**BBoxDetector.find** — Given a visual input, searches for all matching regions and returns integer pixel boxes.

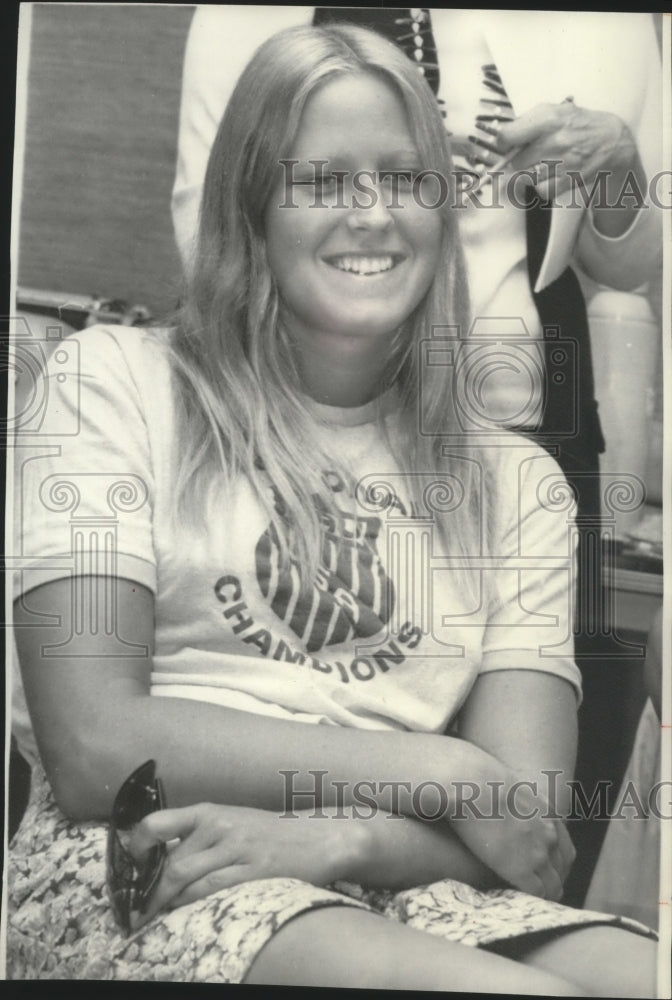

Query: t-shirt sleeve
[13,325,157,600]
[480,444,582,701]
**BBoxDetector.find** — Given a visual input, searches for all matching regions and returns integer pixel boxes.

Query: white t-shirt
[13,325,580,759]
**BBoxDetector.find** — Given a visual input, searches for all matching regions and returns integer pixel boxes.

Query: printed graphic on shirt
[214,571,422,685]
[255,507,394,654]
[214,476,424,685]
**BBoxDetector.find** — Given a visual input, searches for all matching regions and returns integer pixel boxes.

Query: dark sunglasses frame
[106,759,166,935]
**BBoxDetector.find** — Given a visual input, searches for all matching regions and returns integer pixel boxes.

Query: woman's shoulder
[475,432,572,519]
[50,323,177,424]
[63,322,175,381]
[67,321,173,354]
[476,431,567,478]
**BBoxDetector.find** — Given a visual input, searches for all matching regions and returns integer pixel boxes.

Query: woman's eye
[294,173,340,189]
[313,173,341,189]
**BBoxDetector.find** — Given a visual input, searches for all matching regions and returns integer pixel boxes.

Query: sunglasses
[106,759,166,935]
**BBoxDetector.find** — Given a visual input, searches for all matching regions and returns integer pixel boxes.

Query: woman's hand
[447,770,575,902]
[125,802,360,922]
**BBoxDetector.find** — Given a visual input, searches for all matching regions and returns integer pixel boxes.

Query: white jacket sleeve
[478,11,664,294]
[171,5,314,273]
[572,13,664,291]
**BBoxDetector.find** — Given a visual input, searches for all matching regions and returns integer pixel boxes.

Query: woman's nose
[345,177,394,232]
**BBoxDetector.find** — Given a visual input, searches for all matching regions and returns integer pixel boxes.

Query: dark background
[17,2,195,318]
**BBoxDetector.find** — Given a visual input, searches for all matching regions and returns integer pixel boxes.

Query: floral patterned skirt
[7,766,657,982]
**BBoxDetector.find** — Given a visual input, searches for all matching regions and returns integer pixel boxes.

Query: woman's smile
[321,252,406,277]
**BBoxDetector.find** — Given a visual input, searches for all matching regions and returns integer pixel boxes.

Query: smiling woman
[9,21,658,994]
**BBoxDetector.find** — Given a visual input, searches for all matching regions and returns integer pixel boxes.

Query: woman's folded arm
[13,576,488,822]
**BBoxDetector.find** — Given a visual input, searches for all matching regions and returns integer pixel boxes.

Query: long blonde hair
[168,23,492,585]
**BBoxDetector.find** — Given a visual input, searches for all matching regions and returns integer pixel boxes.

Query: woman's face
[265,72,443,361]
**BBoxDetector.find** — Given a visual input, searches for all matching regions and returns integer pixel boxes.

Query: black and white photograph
[4,4,670,993]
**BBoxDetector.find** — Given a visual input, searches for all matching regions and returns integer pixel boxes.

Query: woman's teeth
[329,255,396,275]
